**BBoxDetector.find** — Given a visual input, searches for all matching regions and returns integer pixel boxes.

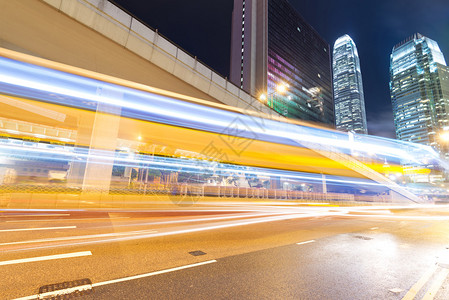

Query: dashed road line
[0,214,70,218]
[6,217,129,223]
[92,260,217,287]
[0,226,76,232]
[0,229,158,246]
[37,283,92,299]
[0,251,92,266]
[13,260,217,300]
[296,240,315,246]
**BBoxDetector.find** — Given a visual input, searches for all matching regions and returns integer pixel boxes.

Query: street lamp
[276,82,289,94]
[440,131,449,142]
[258,82,290,113]
[438,127,449,161]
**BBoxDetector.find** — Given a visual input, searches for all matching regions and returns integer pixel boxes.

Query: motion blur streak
[0,47,448,209]
[0,209,343,253]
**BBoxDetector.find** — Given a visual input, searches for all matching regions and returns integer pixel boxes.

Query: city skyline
[390,33,449,156]
[112,0,449,139]
[332,34,367,134]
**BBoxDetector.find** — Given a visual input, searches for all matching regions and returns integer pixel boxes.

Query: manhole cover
[354,235,373,240]
[189,250,207,256]
[38,278,92,299]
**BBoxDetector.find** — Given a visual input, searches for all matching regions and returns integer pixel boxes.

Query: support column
[68,87,121,193]
[322,174,327,194]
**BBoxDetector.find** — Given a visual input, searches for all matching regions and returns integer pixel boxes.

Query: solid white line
[0,214,70,218]
[0,251,92,266]
[296,240,315,246]
[13,260,217,300]
[92,260,217,287]
[38,284,91,299]
[0,226,76,233]
[6,217,129,223]
[0,230,157,246]
[422,268,449,300]
[370,227,379,230]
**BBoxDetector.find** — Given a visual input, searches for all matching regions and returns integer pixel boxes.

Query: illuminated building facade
[332,35,367,134]
[390,33,449,155]
[230,0,334,125]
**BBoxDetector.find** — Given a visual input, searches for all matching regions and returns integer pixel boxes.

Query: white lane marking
[0,214,70,218]
[6,217,129,223]
[371,227,379,230]
[296,240,315,246]
[402,265,439,300]
[0,251,92,266]
[38,284,92,299]
[92,260,217,287]
[422,268,449,300]
[12,295,36,300]
[345,214,449,221]
[0,230,157,246]
[5,212,342,252]
[13,260,216,300]
[0,226,76,233]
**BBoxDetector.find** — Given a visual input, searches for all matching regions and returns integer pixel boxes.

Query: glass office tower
[332,35,367,134]
[390,33,449,154]
[230,0,334,125]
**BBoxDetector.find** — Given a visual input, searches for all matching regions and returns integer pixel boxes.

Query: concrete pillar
[322,174,327,194]
[68,87,121,192]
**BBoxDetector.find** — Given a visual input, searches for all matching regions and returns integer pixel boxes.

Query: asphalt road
[1,203,449,299]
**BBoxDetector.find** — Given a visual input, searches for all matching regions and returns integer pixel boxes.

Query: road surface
[1,202,448,299]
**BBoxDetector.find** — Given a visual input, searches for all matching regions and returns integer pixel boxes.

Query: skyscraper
[230,0,334,125]
[332,35,367,134]
[390,33,449,154]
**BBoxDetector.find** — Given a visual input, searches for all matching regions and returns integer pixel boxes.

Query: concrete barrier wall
[0,188,389,210]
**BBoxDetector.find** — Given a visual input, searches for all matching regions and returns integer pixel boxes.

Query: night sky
[112,0,449,138]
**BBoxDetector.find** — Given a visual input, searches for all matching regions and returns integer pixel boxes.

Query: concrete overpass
[0,0,273,115]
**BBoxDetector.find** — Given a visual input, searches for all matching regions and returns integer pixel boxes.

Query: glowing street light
[440,131,449,142]
[259,82,289,101]
[276,82,289,94]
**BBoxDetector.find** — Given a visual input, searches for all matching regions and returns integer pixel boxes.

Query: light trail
[0,210,343,253]
[0,226,76,232]
[0,49,447,206]
[0,54,440,164]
